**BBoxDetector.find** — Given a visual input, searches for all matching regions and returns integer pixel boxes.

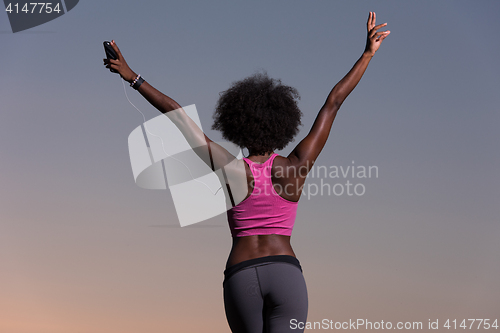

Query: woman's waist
[226,235,295,268]
[223,254,302,284]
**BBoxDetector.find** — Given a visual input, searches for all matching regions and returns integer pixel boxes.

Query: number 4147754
[5,3,61,14]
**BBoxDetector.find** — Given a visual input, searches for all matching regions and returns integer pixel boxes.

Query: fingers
[368,22,387,38]
[369,12,376,27]
[378,30,390,41]
[110,40,123,59]
[104,63,118,71]
[102,58,118,65]
[367,12,387,31]
[374,30,391,41]
[103,58,120,72]
[369,23,388,38]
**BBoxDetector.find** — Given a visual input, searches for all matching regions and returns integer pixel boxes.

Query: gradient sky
[1,1,499,332]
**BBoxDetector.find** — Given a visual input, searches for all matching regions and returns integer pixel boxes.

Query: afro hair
[212,72,303,156]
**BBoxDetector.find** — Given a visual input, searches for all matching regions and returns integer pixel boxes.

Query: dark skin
[104,12,390,269]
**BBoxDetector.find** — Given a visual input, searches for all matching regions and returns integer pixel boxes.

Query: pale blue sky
[1,1,499,332]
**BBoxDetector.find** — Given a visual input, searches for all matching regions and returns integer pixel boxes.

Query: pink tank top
[227,153,298,237]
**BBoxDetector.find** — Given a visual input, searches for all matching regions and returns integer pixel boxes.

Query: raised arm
[103,41,235,172]
[287,12,390,173]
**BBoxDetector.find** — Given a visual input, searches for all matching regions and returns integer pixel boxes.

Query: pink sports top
[227,153,298,237]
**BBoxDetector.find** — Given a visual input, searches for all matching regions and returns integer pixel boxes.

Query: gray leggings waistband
[224,255,302,286]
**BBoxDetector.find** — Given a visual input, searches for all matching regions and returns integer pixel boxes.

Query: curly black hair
[212,72,303,156]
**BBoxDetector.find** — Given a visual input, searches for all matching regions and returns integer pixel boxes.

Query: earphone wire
[121,78,223,196]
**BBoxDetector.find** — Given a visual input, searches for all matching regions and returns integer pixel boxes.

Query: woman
[104,11,389,333]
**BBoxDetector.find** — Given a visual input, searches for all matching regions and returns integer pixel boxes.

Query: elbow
[323,99,342,113]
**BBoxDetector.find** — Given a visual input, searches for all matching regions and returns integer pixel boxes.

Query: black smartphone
[103,41,118,73]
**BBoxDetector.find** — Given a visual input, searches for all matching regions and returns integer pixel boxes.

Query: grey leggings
[223,255,308,333]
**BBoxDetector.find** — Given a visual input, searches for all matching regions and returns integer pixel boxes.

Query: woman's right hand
[364,12,390,56]
[103,40,137,83]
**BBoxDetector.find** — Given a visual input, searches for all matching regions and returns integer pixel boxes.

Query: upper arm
[165,107,236,172]
[287,102,340,174]
[204,135,238,172]
[135,81,238,171]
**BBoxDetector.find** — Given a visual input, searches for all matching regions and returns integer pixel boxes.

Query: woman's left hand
[103,40,137,83]
[364,12,390,56]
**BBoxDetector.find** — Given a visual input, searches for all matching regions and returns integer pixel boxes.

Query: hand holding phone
[103,41,118,73]
[103,40,137,82]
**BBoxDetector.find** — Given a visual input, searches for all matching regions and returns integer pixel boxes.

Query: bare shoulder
[271,154,306,202]
[272,154,293,168]
[224,156,247,178]
[272,154,308,179]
